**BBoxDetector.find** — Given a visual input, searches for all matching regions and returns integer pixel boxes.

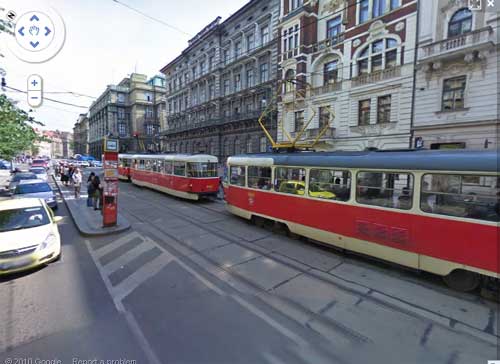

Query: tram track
[119,183,499,348]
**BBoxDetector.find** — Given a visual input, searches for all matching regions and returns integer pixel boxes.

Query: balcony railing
[310,82,342,97]
[311,34,345,53]
[420,27,494,60]
[351,66,401,87]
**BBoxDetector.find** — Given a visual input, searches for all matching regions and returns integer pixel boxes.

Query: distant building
[413,0,499,150]
[160,0,280,162]
[73,114,89,156]
[34,130,73,159]
[88,73,166,158]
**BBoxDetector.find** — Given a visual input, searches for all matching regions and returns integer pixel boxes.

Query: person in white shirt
[72,168,82,199]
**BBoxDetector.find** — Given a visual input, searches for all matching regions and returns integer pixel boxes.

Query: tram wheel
[253,216,265,228]
[443,269,481,292]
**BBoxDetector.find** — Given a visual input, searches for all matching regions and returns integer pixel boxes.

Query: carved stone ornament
[353,38,361,47]
[322,0,342,14]
[367,20,388,41]
[395,21,405,32]
[432,61,442,71]
[464,53,475,63]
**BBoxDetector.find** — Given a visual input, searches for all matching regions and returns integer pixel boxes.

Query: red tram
[119,154,219,200]
[224,149,499,291]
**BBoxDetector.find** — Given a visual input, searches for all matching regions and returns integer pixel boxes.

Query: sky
[0,0,249,132]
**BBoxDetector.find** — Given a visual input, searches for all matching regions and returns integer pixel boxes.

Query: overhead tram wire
[111,0,192,37]
[4,86,90,109]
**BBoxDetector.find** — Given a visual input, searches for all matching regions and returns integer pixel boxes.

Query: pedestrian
[87,172,96,207]
[72,168,82,199]
[91,175,102,210]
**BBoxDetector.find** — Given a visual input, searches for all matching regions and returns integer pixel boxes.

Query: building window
[260,25,270,45]
[200,61,206,75]
[234,73,242,92]
[260,63,269,83]
[294,111,304,132]
[117,108,125,120]
[356,38,398,75]
[448,8,472,37]
[390,0,401,10]
[208,83,215,100]
[319,106,330,129]
[323,60,338,85]
[234,41,242,59]
[359,0,369,23]
[118,123,127,137]
[283,25,299,59]
[246,69,254,88]
[327,16,342,40]
[208,56,214,71]
[223,78,230,95]
[285,69,295,93]
[246,33,255,53]
[290,0,303,11]
[442,76,466,111]
[377,95,391,123]
[117,93,125,103]
[260,137,267,152]
[372,0,386,18]
[247,138,253,153]
[223,49,229,65]
[145,124,155,136]
[358,99,371,125]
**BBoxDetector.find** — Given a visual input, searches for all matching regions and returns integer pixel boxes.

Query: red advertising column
[102,138,119,227]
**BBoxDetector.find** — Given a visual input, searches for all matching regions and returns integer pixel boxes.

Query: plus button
[31,80,38,87]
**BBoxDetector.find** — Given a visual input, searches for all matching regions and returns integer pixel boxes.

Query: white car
[29,167,48,181]
[0,198,62,275]
[79,161,90,168]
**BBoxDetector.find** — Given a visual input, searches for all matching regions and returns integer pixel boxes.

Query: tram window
[357,172,414,210]
[145,160,153,171]
[248,166,272,190]
[230,166,246,187]
[156,160,164,174]
[173,162,186,176]
[309,169,351,201]
[138,160,145,170]
[275,167,306,195]
[164,161,173,175]
[421,174,499,222]
[187,163,218,178]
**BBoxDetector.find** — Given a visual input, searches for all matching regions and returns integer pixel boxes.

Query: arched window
[284,69,296,93]
[179,142,183,153]
[448,8,472,37]
[356,37,398,75]
[224,139,231,156]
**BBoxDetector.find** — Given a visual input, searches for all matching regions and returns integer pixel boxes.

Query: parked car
[79,161,90,168]
[0,161,9,170]
[13,180,57,210]
[8,172,38,193]
[0,198,62,275]
[92,161,102,168]
[31,159,48,169]
[29,167,48,181]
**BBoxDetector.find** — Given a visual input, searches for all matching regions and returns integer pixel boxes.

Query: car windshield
[0,207,50,232]
[33,159,45,164]
[13,174,37,182]
[15,183,52,194]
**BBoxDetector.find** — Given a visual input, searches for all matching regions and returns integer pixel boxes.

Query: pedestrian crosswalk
[85,231,174,311]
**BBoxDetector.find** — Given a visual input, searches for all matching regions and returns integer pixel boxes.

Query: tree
[0,94,45,159]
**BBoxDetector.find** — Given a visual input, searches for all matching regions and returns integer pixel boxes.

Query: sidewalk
[53,174,130,236]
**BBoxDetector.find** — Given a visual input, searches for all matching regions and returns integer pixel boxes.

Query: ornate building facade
[73,113,89,156]
[277,0,418,151]
[160,0,280,162]
[413,0,499,150]
[88,73,166,158]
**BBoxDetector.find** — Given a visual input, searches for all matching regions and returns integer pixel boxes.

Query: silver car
[8,172,38,193]
[29,167,48,181]
[12,179,57,210]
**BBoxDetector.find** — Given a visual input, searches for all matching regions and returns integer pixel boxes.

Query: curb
[53,175,131,237]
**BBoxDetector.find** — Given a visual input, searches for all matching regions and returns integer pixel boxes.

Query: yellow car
[0,198,62,275]
[279,181,336,199]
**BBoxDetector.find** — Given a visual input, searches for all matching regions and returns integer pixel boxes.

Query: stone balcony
[351,66,401,88]
[309,82,342,97]
[419,27,495,63]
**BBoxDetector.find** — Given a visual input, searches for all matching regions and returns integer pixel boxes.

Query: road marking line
[102,242,154,275]
[93,231,143,259]
[123,310,163,364]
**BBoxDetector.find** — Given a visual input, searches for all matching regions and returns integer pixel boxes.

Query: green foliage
[0,94,44,159]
